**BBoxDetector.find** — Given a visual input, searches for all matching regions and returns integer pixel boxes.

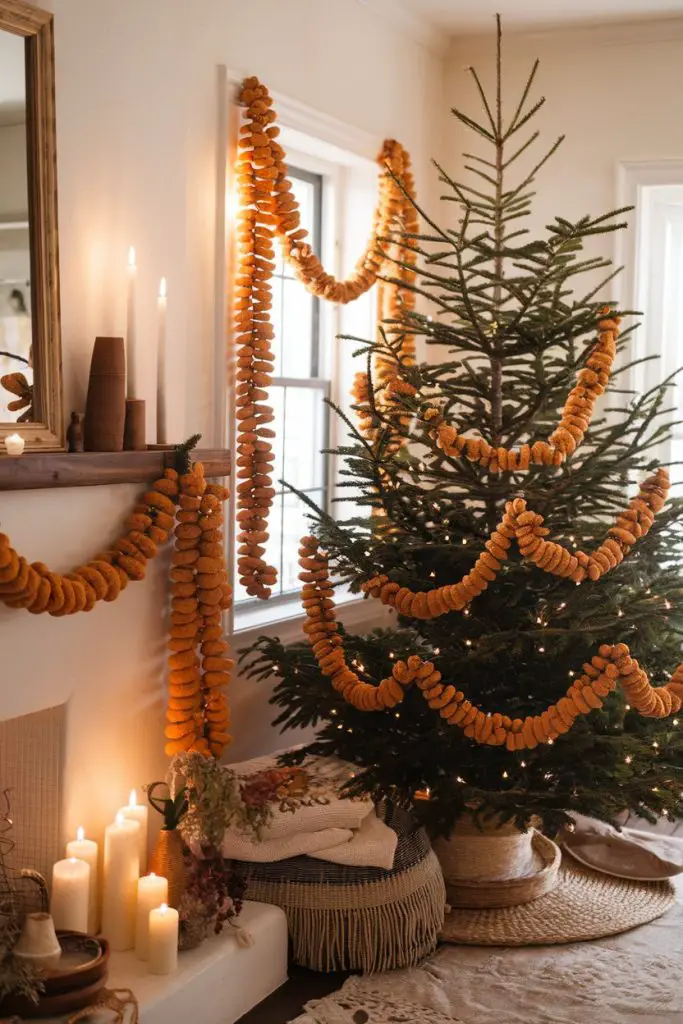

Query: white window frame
[215,67,393,642]
[616,160,683,478]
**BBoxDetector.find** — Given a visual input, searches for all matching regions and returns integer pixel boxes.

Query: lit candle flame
[160,902,168,914]
[128,245,136,269]
[76,826,85,842]
[159,277,167,300]
[115,811,125,827]
[129,789,137,808]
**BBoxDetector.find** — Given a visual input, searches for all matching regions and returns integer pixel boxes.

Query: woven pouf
[231,807,446,973]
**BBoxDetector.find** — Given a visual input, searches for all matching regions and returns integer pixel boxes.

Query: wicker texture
[232,807,446,972]
[148,830,186,909]
[436,830,561,908]
[440,856,675,946]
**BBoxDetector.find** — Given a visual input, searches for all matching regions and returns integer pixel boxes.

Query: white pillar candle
[4,433,24,457]
[156,277,167,445]
[66,827,99,934]
[118,789,148,873]
[148,903,179,975]
[51,858,89,933]
[101,812,140,951]
[135,873,168,961]
[126,245,137,399]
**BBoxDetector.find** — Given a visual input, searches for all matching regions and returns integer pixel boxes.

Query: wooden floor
[237,965,346,1024]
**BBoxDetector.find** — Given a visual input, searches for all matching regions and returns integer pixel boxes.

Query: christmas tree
[243,18,683,838]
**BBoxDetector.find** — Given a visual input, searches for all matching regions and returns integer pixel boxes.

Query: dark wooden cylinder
[84,337,126,452]
[124,398,146,451]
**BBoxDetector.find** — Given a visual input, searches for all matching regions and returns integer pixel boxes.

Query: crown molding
[449,13,683,54]
[357,0,449,57]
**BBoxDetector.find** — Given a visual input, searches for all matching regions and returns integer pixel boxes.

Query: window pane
[281,279,314,377]
[281,489,324,594]
[282,384,326,492]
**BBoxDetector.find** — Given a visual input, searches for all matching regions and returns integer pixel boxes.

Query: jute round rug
[440,855,676,946]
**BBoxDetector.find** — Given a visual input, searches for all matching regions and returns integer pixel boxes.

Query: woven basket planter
[434,814,561,909]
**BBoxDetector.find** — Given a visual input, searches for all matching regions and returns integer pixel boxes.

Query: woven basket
[148,829,187,909]
[434,813,561,909]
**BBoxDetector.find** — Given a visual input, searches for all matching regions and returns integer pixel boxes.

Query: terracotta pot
[84,337,126,451]
[148,830,187,909]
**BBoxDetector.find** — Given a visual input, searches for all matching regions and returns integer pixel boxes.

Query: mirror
[0,1,62,450]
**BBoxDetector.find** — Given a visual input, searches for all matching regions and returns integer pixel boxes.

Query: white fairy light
[653,741,659,749]
[465,639,473,647]
[330,708,338,716]
[558,602,566,611]
[444,534,451,542]
[520,760,527,768]
[568,671,575,678]
[547,738,554,745]
[674,719,680,726]
[502,771,509,779]
[430,571,436,578]
[463,608,471,617]
[461,538,467,545]
[618,609,624,617]
[624,755,633,764]
[434,647,441,655]
[665,600,672,610]
[337,724,343,730]
[538,646,545,653]
[625,704,631,710]
[456,776,466,784]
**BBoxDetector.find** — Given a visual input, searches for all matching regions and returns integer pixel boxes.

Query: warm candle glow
[159,902,168,915]
[115,811,125,827]
[159,277,167,300]
[76,826,84,842]
[128,245,136,270]
[128,789,137,808]
[4,433,24,457]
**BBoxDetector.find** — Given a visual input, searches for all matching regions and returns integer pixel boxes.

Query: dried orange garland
[165,464,233,759]
[424,311,619,473]
[361,469,669,618]
[0,471,182,614]
[0,459,233,760]
[298,535,683,749]
[234,76,419,600]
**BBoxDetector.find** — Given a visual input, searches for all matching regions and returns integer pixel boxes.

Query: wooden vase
[148,829,187,909]
[83,337,126,452]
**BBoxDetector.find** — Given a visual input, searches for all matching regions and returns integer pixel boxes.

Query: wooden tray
[0,932,110,1018]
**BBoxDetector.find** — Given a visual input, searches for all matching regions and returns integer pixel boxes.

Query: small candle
[118,789,148,873]
[101,812,140,951]
[135,873,168,961]
[4,433,24,457]
[156,277,167,445]
[126,245,137,399]
[51,858,89,933]
[148,902,179,975]
[66,827,99,933]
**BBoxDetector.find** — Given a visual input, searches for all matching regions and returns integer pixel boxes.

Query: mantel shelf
[0,448,231,492]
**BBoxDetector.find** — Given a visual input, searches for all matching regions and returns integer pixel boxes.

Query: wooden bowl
[0,973,108,1018]
[0,932,110,1018]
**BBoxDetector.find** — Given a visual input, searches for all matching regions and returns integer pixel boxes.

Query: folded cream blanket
[217,753,398,868]
[229,753,373,840]
[563,812,683,879]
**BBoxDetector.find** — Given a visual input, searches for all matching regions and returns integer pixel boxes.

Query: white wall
[446,18,683,282]
[0,0,445,844]
[0,123,28,217]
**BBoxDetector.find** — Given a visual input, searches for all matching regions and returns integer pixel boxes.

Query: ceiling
[395,0,683,35]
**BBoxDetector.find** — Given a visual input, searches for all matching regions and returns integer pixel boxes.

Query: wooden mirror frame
[0,0,62,450]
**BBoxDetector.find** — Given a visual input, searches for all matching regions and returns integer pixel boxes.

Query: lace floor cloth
[292,880,683,1024]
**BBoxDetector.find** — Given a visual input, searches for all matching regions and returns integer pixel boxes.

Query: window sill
[233,589,393,647]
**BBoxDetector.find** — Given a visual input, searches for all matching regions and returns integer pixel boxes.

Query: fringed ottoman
[231,806,446,973]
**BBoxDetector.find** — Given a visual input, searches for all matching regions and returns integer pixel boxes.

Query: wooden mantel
[0,449,231,492]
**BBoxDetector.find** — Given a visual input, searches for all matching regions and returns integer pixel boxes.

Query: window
[234,168,329,617]
[625,167,683,494]
[231,133,378,632]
